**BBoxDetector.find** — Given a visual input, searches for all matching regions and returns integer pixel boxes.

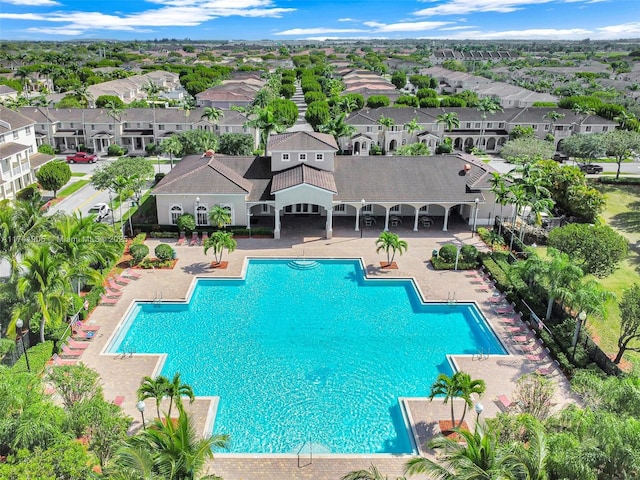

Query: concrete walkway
[73,220,577,480]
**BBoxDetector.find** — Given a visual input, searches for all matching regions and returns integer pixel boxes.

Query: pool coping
[100,255,511,457]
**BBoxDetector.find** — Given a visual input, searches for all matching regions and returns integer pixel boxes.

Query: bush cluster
[154,243,174,260]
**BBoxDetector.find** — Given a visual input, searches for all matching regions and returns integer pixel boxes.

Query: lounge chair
[66,338,90,350]
[114,275,131,286]
[176,232,186,246]
[121,268,143,280]
[107,279,123,291]
[499,314,522,325]
[60,344,83,358]
[104,288,123,298]
[507,325,527,334]
[189,232,199,246]
[487,296,506,304]
[100,295,120,306]
[494,303,515,315]
[113,396,125,406]
[75,322,100,332]
[201,231,209,243]
[536,365,555,376]
[512,333,533,343]
[496,394,516,411]
[48,353,77,366]
[526,352,547,362]
[519,343,540,353]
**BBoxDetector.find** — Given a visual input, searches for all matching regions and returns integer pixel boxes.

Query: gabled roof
[271,164,337,194]
[0,106,35,133]
[0,141,29,158]
[267,131,338,152]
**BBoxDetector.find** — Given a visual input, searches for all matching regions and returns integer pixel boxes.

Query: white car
[88,203,111,222]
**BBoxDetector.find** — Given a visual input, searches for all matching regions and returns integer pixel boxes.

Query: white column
[355,207,360,232]
[246,208,251,230]
[325,208,333,239]
[413,208,419,232]
[384,209,390,231]
[443,207,450,232]
[274,208,281,240]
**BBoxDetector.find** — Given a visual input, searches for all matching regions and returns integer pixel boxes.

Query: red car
[66,152,97,164]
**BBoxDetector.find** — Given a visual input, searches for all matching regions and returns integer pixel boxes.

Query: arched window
[169,204,183,225]
[196,204,209,226]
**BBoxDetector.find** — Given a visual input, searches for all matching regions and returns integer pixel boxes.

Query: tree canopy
[35,160,71,198]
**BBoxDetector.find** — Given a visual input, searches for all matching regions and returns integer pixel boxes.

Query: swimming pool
[107,258,506,454]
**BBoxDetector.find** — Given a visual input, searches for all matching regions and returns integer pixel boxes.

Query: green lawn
[590,183,640,367]
[57,179,90,197]
[71,172,86,177]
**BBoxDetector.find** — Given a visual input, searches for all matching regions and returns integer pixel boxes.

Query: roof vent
[203,149,215,158]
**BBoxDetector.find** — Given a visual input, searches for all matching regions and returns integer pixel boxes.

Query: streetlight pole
[360,199,365,238]
[472,198,479,237]
[136,400,146,430]
[474,402,484,425]
[196,197,200,227]
[571,311,587,362]
[15,319,30,372]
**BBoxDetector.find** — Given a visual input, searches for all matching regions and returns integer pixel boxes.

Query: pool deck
[75,221,578,480]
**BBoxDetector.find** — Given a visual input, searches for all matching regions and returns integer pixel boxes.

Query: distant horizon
[1,0,639,42]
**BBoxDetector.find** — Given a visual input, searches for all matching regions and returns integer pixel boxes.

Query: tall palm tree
[166,372,195,418]
[160,135,184,169]
[207,205,232,229]
[244,106,286,152]
[436,112,460,133]
[377,115,396,154]
[318,112,356,153]
[540,248,585,321]
[200,106,224,130]
[203,231,237,266]
[428,372,485,428]
[404,118,421,143]
[476,97,503,150]
[13,244,71,342]
[614,110,636,130]
[455,372,486,427]
[111,410,229,480]
[543,111,564,138]
[105,100,124,147]
[375,232,408,267]
[138,375,170,419]
[405,423,517,480]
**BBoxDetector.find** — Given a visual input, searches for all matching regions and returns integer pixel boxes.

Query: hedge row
[597,176,640,185]
[11,340,55,374]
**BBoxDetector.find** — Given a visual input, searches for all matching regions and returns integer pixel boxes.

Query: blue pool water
[108,259,505,454]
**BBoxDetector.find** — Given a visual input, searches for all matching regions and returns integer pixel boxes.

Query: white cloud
[363,20,451,32]
[432,27,593,39]
[438,25,476,31]
[3,0,60,5]
[0,0,296,36]
[414,0,564,16]
[338,17,356,22]
[275,27,365,35]
[596,22,640,37]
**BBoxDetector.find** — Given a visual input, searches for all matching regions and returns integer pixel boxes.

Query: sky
[1,0,639,42]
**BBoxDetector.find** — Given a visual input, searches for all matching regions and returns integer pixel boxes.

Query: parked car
[66,152,97,164]
[88,203,111,222]
[577,163,604,174]
[553,153,569,163]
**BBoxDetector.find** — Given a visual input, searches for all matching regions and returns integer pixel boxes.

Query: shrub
[176,213,196,234]
[460,245,478,263]
[16,183,40,201]
[37,144,56,155]
[11,340,54,373]
[107,144,127,157]
[36,160,71,198]
[154,243,174,261]
[154,172,166,184]
[438,244,458,262]
[129,243,149,264]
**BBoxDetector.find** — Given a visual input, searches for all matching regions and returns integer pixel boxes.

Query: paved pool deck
[72,220,578,480]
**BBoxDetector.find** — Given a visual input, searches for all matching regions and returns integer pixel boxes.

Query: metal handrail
[297,436,313,468]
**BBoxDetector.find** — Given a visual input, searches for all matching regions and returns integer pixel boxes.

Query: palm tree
[160,135,183,169]
[377,115,396,154]
[111,410,229,480]
[203,231,237,266]
[405,423,516,480]
[318,112,356,153]
[476,97,503,150]
[137,375,170,419]
[540,248,585,321]
[13,244,71,342]
[428,372,485,428]
[614,111,636,130]
[143,81,164,109]
[105,100,124,147]
[342,464,407,480]
[244,106,287,152]
[207,205,232,229]
[166,372,195,418]
[375,232,408,267]
[436,112,460,133]
[200,106,224,130]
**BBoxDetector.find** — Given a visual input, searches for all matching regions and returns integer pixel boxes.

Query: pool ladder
[152,292,163,304]
[446,291,457,304]
[297,436,313,468]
